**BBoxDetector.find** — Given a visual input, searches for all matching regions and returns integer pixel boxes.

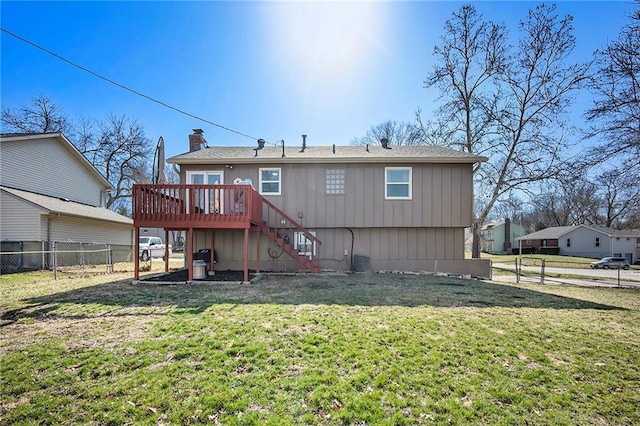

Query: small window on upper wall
[326,169,345,195]
[385,167,412,200]
[566,238,571,248]
[595,237,600,247]
[259,168,281,195]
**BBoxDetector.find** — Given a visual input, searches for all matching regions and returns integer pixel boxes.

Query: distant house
[480,220,526,254]
[517,225,638,263]
[132,130,491,281]
[0,133,133,260]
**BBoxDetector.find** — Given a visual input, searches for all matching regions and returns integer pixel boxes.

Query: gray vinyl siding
[0,137,105,206]
[182,162,473,228]
[559,228,637,261]
[49,216,133,246]
[0,191,45,240]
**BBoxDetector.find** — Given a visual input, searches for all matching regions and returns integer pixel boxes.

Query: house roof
[518,225,639,240]
[0,132,113,190]
[167,145,488,165]
[1,186,133,226]
[517,226,575,240]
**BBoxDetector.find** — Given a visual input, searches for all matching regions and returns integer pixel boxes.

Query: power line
[0,27,258,141]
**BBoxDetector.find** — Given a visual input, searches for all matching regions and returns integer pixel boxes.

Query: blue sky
[1,1,635,159]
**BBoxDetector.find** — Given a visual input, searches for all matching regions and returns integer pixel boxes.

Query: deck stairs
[259,197,321,273]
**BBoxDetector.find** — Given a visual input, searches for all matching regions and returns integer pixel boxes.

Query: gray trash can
[193,260,206,279]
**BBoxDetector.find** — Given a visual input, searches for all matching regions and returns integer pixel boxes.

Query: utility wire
[1,27,258,141]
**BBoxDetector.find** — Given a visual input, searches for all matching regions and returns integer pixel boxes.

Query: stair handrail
[259,197,322,247]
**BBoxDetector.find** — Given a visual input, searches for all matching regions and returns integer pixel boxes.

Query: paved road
[492,262,640,288]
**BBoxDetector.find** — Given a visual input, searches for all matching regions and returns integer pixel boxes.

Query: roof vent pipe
[381,137,392,149]
[332,144,336,154]
[300,134,307,153]
[366,144,370,153]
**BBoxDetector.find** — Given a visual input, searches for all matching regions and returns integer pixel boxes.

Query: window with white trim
[294,231,317,257]
[385,167,412,199]
[325,169,345,195]
[259,168,281,195]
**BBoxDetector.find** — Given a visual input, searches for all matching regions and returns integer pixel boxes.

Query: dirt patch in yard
[140,269,254,283]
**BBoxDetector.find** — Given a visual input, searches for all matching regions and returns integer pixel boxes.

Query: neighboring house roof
[1,186,132,226]
[517,226,576,240]
[0,132,113,190]
[481,221,525,231]
[167,145,488,165]
[518,225,639,241]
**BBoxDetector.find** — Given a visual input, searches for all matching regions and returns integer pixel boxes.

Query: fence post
[540,259,545,285]
[53,241,57,280]
[515,258,520,283]
[80,242,85,276]
[41,240,45,270]
[108,245,113,273]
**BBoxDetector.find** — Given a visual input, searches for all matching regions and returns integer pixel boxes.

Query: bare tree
[597,169,640,228]
[82,114,152,212]
[2,96,154,215]
[1,94,72,134]
[352,120,423,146]
[425,4,589,258]
[587,3,640,177]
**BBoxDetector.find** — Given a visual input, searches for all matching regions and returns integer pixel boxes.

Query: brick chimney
[504,217,511,253]
[189,129,207,152]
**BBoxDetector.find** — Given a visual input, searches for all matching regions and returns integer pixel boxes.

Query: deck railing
[133,184,262,225]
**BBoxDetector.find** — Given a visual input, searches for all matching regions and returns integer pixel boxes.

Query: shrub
[539,246,560,255]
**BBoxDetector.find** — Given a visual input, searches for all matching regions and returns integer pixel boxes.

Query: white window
[186,170,224,213]
[294,231,317,257]
[385,167,412,199]
[326,169,345,194]
[259,168,281,195]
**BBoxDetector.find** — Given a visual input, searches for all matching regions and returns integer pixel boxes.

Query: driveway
[492,262,640,288]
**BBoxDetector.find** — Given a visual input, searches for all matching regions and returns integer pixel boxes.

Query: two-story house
[132,130,490,281]
[0,133,133,267]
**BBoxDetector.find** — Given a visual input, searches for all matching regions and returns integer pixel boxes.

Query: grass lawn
[1,271,639,425]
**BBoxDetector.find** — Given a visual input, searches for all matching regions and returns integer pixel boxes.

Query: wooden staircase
[259,197,322,273]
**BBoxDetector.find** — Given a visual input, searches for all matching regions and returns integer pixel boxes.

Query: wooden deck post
[134,227,140,280]
[243,227,249,282]
[188,227,194,281]
[256,229,260,274]
[164,228,169,273]
[210,231,215,274]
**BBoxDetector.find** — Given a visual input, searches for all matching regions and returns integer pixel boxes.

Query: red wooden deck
[133,184,263,229]
[132,184,321,281]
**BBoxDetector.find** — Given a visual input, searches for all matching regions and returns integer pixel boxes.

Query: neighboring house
[0,133,133,255]
[517,225,638,263]
[480,219,526,254]
[132,130,490,281]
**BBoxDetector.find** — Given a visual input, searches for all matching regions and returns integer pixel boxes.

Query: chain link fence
[0,240,134,280]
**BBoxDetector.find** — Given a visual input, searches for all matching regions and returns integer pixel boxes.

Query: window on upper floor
[259,168,281,195]
[385,167,412,200]
[595,237,600,247]
[567,238,571,248]
[325,169,345,195]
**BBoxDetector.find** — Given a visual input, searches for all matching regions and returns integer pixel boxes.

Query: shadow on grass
[1,273,625,326]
